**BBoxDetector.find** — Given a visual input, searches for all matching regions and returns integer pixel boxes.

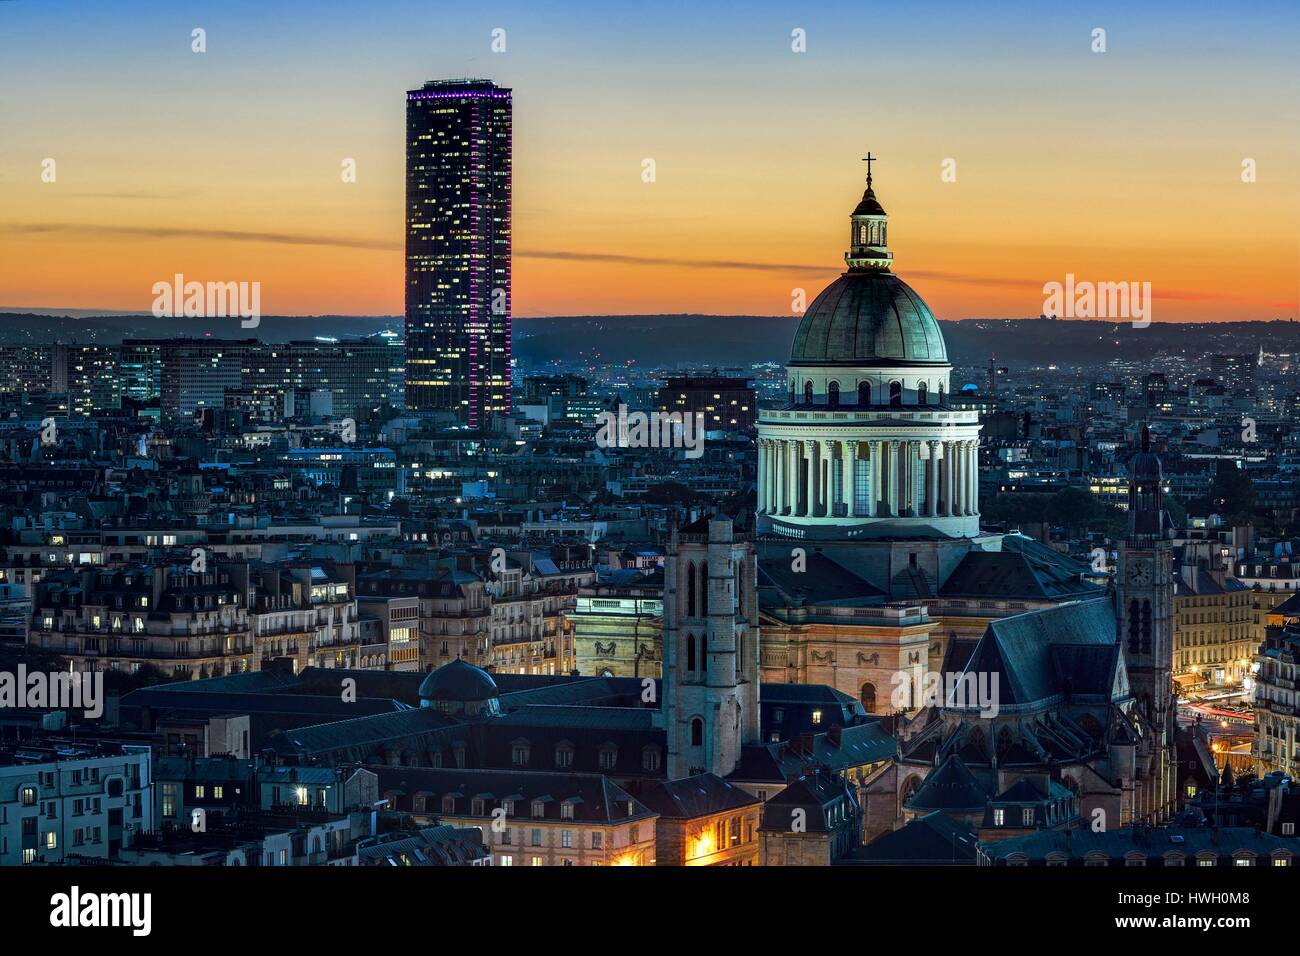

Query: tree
[1045,487,1103,537]
[1210,460,1255,522]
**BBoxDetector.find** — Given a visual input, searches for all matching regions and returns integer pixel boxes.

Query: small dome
[790,270,947,367]
[418,658,499,703]
[852,186,886,217]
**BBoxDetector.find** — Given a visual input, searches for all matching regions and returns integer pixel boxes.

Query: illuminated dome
[790,271,948,367]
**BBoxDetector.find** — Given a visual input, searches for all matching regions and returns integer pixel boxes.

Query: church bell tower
[661,516,761,780]
[1115,425,1175,821]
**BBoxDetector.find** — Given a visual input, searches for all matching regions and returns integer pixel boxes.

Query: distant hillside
[513,315,1300,368]
[0,312,398,344]
[2,310,1297,368]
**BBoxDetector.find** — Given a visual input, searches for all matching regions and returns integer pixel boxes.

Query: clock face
[1128,558,1153,586]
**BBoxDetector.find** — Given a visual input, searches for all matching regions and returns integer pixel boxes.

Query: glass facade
[404,79,512,427]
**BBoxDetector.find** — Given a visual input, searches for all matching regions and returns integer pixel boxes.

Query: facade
[358,594,421,671]
[404,79,512,426]
[1255,595,1300,777]
[375,766,657,866]
[0,745,152,865]
[30,563,255,679]
[758,769,861,866]
[635,772,761,865]
[657,375,756,432]
[570,572,664,678]
[1172,564,1254,689]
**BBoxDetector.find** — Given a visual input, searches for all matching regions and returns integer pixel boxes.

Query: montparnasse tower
[755,156,981,540]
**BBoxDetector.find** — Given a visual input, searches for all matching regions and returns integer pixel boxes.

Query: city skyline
[1,0,1297,322]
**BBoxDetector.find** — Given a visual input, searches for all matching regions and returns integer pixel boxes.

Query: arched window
[686,634,696,671]
[700,631,708,677]
[858,382,871,406]
[700,563,708,616]
[889,381,902,406]
[789,381,795,403]
[938,384,945,404]
[860,682,877,714]
[827,381,840,407]
[691,718,704,747]
[686,562,696,617]
[917,382,928,405]
[804,381,814,404]
[858,224,867,244]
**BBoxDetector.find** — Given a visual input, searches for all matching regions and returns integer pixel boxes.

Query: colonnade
[756,437,979,519]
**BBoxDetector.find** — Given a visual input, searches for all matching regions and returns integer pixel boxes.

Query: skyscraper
[404,79,512,428]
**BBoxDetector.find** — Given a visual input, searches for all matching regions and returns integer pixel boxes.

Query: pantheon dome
[755,163,981,540]
[789,271,947,368]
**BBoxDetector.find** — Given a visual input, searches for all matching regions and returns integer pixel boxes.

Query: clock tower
[1115,426,1176,822]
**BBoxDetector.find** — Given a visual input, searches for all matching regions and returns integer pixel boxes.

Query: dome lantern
[846,152,893,272]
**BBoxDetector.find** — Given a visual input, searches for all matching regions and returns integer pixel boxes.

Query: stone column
[816,439,826,515]
[907,441,918,516]
[961,442,972,515]
[803,440,816,518]
[770,440,780,514]
[943,440,954,516]
[886,441,900,517]
[926,440,940,517]
[757,440,768,514]
[968,439,979,515]
[843,440,858,518]
[956,441,967,516]
[866,441,878,517]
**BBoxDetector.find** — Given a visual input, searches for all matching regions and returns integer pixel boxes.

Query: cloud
[1,222,399,251]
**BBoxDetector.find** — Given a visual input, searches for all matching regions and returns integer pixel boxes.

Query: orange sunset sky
[1,0,1297,323]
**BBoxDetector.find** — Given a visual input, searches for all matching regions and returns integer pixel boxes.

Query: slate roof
[981,827,1296,863]
[730,721,896,784]
[961,599,1119,708]
[269,708,457,757]
[940,536,1102,601]
[904,754,988,813]
[759,771,858,832]
[371,766,656,825]
[120,689,408,720]
[758,551,886,607]
[143,671,303,695]
[854,811,978,865]
[155,756,256,784]
[633,773,759,819]
[1271,592,1300,618]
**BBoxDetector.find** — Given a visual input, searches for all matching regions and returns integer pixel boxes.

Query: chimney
[827,726,842,748]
